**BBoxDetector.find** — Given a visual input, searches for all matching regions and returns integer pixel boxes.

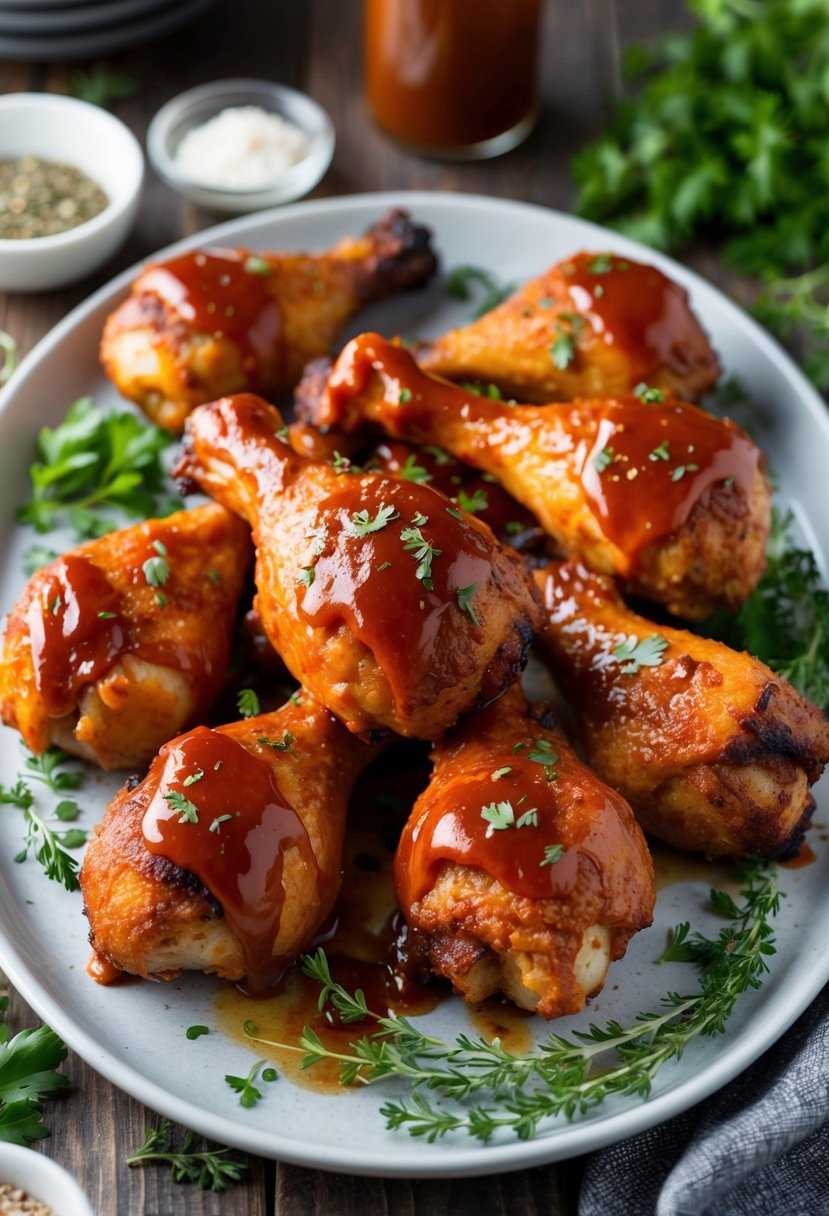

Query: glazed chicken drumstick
[101,208,438,433]
[421,250,720,403]
[298,333,770,619]
[395,685,655,1020]
[81,694,377,991]
[0,504,250,770]
[175,393,540,738]
[535,559,829,858]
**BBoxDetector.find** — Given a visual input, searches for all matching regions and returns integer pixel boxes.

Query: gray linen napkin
[578,982,829,1216]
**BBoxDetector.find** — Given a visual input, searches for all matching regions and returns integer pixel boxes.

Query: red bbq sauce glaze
[142,726,317,994]
[27,555,123,717]
[578,395,760,570]
[366,439,539,546]
[138,248,284,384]
[296,474,493,716]
[558,252,710,383]
[25,529,215,716]
[395,699,649,914]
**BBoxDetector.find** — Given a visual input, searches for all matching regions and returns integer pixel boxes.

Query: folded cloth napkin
[578,981,829,1216]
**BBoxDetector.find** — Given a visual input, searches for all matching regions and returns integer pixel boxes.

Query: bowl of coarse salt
[146,78,335,213]
[0,1142,93,1216]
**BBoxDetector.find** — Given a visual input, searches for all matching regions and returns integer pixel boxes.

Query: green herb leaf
[613,633,669,675]
[243,255,271,276]
[236,689,261,718]
[351,504,400,538]
[539,844,564,867]
[446,265,516,318]
[163,791,199,824]
[400,524,441,591]
[186,1026,210,1041]
[0,1023,68,1146]
[456,583,481,626]
[126,1119,248,1192]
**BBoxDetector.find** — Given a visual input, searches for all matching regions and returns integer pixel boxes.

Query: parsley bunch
[572,0,829,386]
[19,397,175,540]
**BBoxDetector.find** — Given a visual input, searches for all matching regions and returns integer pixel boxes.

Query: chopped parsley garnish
[456,488,488,515]
[236,688,261,718]
[256,733,295,752]
[671,463,699,482]
[491,766,512,779]
[456,583,481,626]
[424,446,453,466]
[183,770,204,787]
[586,253,614,274]
[243,255,271,276]
[97,610,117,619]
[399,388,412,403]
[209,815,233,835]
[351,503,400,537]
[634,383,665,403]
[445,506,465,521]
[399,454,432,484]
[401,523,441,590]
[593,446,616,473]
[481,800,538,837]
[550,312,585,371]
[446,264,516,318]
[163,791,199,824]
[540,844,565,867]
[205,569,222,584]
[613,633,669,674]
[331,451,358,475]
[298,566,316,586]
[648,440,670,462]
[186,1025,210,1040]
[526,738,559,781]
[224,1060,277,1109]
[142,543,170,589]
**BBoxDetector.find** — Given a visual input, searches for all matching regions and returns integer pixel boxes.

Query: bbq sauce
[296,474,492,717]
[138,248,284,383]
[142,726,317,994]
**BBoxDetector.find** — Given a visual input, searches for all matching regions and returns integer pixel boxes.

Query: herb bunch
[19,397,176,540]
[263,860,778,1143]
[572,0,829,386]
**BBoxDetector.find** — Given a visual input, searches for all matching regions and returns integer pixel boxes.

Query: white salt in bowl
[0,92,144,292]
[0,1142,94,1216]
[147,78,335,214]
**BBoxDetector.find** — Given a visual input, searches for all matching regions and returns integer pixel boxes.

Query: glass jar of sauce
[364,0,543,159]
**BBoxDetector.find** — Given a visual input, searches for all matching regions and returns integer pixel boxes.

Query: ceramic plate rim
[1,191,828,1178]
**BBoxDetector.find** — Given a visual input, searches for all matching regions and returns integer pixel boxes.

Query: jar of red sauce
[364,0,543,159]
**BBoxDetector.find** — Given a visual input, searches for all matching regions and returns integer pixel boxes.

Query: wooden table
[0,2,751,1212]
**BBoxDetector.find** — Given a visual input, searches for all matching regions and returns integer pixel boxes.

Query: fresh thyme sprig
[288,860,779,1143]
[1,749,87,891]
[126,1120,248,1192]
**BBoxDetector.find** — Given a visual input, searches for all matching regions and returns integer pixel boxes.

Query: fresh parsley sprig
[126,1120,248,1192]
[19,397,175,540]
[446,265,517,319]
[0,1016,69,1146]
[282,861,778,1142]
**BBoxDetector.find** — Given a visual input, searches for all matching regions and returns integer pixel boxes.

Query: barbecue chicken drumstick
[0,504,250,770]
[82,695,377,991]
[394,685,655,1019]
[535,559,829,858]
[175,393,539,738]
[298,333,770,619]
[421,251,720,403]
[101,209,437,433]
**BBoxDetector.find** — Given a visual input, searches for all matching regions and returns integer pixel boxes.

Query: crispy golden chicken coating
[298,333,771,619]
[535,559,829,858]
[0,504,250,770]
[394,685,655,1019]
[422,251,720,402]
[100,209,437,433]
[81,695,377,991]
[175,393,540,738]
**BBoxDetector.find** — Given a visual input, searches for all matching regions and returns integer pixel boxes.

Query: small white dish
[0,93,144,293]
[146,78,335,214]
[0,1142,94,1216]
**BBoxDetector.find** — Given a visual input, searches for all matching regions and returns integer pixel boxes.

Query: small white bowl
[0,93,144,293]
[0,1141,94,1216]
[146,78,335,214]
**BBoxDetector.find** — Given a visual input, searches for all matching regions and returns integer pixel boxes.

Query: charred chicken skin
[100,209,438,433]
[297,333,771,619]
[175,393,540,738]
[0,504,250,770]
[394,685,655,1019]
[421,251,720,403]
[81,695,377,991]
[535,559,829,858]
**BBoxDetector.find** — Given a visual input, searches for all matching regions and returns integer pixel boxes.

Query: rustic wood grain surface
[0,2,742,1212]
